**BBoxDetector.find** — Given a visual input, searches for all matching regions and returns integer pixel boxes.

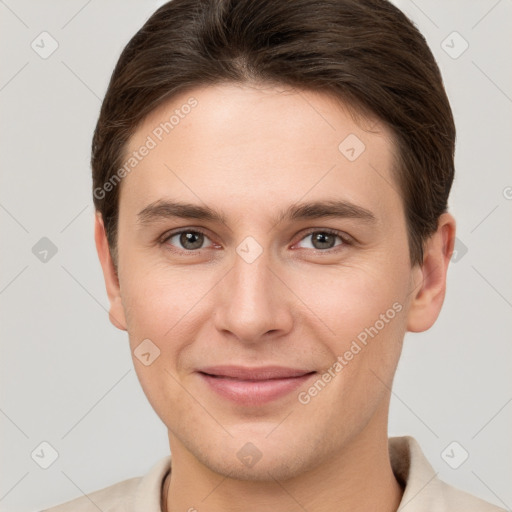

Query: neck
[163,419,403,512]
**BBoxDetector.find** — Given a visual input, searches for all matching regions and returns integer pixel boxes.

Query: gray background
[1,1,511,511]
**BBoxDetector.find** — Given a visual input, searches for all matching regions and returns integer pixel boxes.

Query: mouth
[197,366,317,405]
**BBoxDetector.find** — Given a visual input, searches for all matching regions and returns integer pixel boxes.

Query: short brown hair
[91,0,455,267]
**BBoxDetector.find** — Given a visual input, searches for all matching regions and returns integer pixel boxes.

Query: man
[44,0,505,510]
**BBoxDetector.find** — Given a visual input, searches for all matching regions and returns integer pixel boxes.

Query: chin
[203,450,312,482]
[185,431,326,483]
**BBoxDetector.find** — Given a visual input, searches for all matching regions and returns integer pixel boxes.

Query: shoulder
[435,478,507,512]
[41,477,141,512]
[40,455,172,512]
[390,436,506,512]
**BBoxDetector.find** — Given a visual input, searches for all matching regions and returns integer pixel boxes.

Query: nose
[213,250,294,344]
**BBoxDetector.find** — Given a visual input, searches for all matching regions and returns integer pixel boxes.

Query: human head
[92,0,456,484]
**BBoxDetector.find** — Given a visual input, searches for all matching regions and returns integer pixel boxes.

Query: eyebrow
[136,199,377,226]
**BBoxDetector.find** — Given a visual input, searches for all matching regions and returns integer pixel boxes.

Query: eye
[295,230,349,250]
[162,230,215,251]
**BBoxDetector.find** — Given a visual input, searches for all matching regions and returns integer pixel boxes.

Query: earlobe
[94,212,127,331]
[406,213,456,333]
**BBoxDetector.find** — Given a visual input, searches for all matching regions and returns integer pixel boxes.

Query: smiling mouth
[197,366,317,405]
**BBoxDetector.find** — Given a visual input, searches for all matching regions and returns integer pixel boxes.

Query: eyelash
[295,228,353,251]
[159,227,353,254]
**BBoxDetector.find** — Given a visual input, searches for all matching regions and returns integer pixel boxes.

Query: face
[97,82,451,481]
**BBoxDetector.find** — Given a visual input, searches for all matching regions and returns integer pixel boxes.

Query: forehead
[120,83,401,223]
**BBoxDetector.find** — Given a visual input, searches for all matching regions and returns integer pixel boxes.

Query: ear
[406,212,456,333]
[94,212,127,331]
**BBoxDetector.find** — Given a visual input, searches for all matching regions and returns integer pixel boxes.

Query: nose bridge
[214,246,292,342]
[233,252,272,306]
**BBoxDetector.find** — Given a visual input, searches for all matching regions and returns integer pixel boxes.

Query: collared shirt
[42,436,506,512]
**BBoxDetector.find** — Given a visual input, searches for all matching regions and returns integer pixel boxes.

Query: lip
[197,365,316,405]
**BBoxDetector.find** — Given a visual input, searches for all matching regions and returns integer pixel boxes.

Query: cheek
[120,262,206,336]
[119,262,221,385]
[286,261,407,345]
[119,268,204,416]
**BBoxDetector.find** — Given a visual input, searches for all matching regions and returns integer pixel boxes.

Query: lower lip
[198,372,316,405]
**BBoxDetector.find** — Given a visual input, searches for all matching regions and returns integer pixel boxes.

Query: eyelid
[292,228,354,250]
[159,227,218,251]
[158,226,354,253]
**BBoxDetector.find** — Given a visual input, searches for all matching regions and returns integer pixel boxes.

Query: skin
[95,82,455,512]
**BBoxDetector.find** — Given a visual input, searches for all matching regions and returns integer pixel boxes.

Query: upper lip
[198,365,315,380]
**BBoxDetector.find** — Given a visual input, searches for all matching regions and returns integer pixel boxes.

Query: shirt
[41,436,506,512]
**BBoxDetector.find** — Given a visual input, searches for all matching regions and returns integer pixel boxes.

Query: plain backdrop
[1,1,511,511]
